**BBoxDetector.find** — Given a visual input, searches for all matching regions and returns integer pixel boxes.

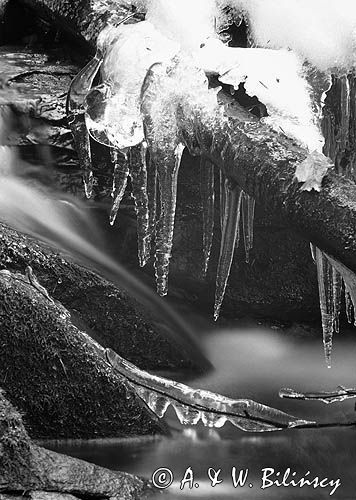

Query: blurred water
[45,324,356,499]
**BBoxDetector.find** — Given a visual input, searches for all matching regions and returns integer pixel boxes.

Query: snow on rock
[196,40,324,151]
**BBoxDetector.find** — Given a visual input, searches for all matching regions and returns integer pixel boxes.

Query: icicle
[67,51,103,199]
[110,147,130,226]
[173,403,201,425]
[154,143,185,297]
[279,386,356,405]
[345,286,354,324]
[325,252,356,328]
[147,151,157,242]
[130,142,151,267]
[105,348,314,432]
[332,266,342,334]
[219,169,226,231]
[201,412,227,428]
[200,157,215,276]
[148,393,170,418]
[214,180,242,321]
[310,242,316,262]
[241,192,256,264]
[315,248,334,368]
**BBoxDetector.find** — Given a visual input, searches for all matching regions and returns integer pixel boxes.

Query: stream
[43,321,356,499]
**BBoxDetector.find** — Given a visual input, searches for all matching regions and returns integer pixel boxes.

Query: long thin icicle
[66,51,103,198]
[154,144,185,296]
[146,150,157,244]
[200,157,215,276]
[315,248,335,368]
[130,142,151,267]
[345,285,354,324]
[110,147,130,226]
[241,191,256,264]
[219,169,226,231]
[332,266,342,333]
[214,180,242,321]
[106,348,313,432]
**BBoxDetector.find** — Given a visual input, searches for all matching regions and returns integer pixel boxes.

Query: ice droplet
[148,393,170,418]
[173,402,201,425]
[201,412,226,428]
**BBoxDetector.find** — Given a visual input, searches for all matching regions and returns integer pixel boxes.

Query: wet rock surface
[0,221,196,373]
[0,268,169,439]
[0,390,153,498]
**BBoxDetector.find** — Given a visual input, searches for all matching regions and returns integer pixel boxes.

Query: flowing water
[44,323,356,499]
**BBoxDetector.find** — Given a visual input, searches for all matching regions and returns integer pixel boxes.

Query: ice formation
[241,191,255,264]
[106,348,313,431]
[279,386,356,405]
[67,0,356,333]
[214,180,242,321]
[200,158,215,276]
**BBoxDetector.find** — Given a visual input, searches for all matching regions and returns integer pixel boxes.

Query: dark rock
[0,390,153,498]
[0,268,168,439]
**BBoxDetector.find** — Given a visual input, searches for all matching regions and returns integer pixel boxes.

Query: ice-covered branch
[280,386,356,405]
[106,348,313,432]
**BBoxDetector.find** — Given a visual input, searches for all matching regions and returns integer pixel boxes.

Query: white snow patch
[220,0,356,71]
[195,39,324,151]
[136,0,218,51]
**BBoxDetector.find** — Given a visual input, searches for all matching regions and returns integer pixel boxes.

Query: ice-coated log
[130,142,151,267]
[241,191,255,264]
[214,180,242,321]
[154,143,185,296]
[106,348,314,432]
[200,157,215,276]
[110,147,130,226]
[20,1,356,282]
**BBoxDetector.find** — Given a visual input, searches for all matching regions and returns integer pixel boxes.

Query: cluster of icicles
[66,14,356,368]
[105,348,313,432]
[313,74,356,368]
[66,17,256,321]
